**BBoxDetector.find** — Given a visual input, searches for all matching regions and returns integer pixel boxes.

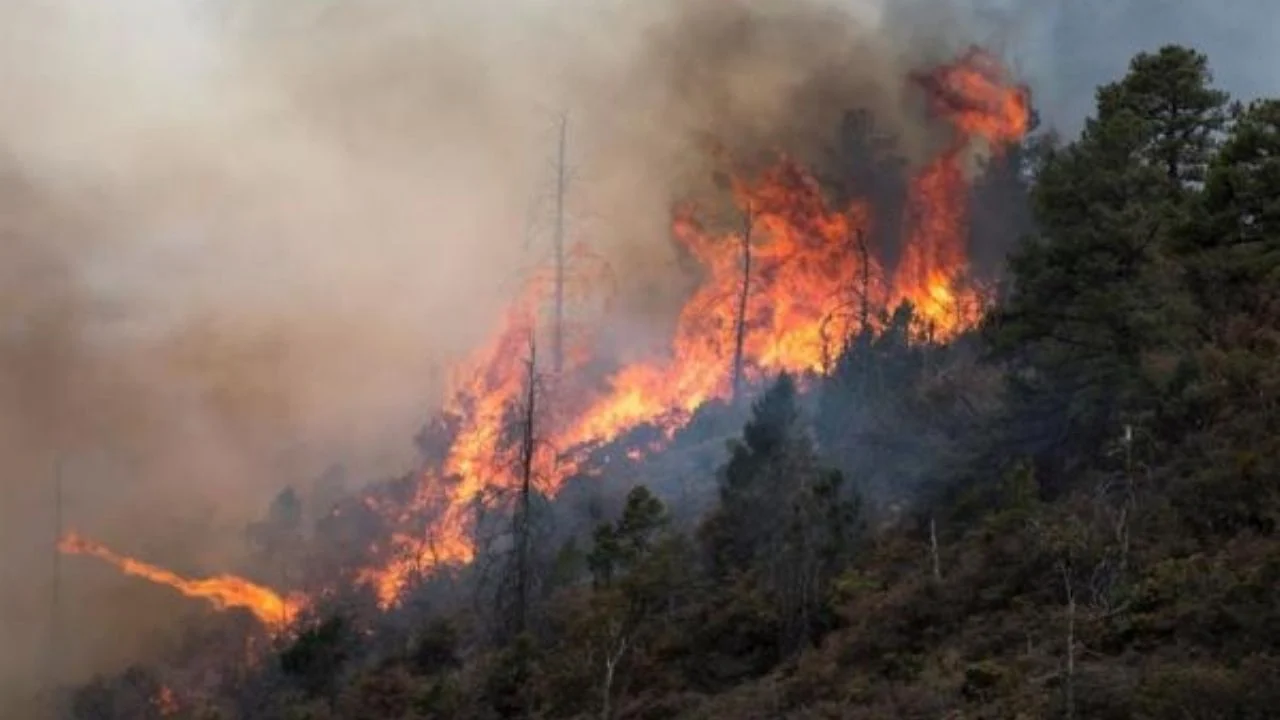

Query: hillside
[62,45,1280,720]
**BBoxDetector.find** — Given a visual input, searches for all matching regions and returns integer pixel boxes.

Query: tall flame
[893,47,1030,332]
[355,292,540,603]
[358,256,605,605]
[58,532,302,629]
[355,48,1029,608]
[559,161,877,451]
[67,48,1030,618]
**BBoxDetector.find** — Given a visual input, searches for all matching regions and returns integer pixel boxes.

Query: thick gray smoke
[1,0,1275,712]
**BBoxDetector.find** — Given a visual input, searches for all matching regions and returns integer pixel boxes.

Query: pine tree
[1164,98,1280,538]
[700,373,862,653]
[1095,46,1228,191]
[985,45,1229,482]
[1184,98,1280,322]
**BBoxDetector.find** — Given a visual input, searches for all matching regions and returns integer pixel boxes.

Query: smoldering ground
[2,0,1273,712]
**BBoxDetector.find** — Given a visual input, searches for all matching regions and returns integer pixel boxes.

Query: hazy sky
[939,0,1280,130]
[0,0,1276,710]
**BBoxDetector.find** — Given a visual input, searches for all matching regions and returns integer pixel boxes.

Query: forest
[61,44,1279,720]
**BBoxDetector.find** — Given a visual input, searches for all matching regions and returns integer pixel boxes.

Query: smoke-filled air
[5,0,1279,717]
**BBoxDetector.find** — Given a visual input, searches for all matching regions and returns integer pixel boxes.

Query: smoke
[2,0,1273,709]
[0,0,554,703]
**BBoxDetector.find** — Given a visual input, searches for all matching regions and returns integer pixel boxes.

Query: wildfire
[351,48,1028,609]
[893,47,1030,331]
[358,254,606,606]
[58,532,303,630]
[68,48,1030,618]
[559,161,877,451]
[561,50,1028,450]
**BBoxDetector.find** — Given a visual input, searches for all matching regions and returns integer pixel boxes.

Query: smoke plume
[2,0,1273,711]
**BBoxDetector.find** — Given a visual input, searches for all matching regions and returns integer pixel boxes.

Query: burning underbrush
[58,44,1030,700]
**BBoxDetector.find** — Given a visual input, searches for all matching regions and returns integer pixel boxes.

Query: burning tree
[57,43,1030,650]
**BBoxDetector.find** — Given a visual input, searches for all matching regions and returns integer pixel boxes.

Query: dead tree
[598,618,631,720]
[855,228,871,337]
[731,203,754,403]
[1115,423,1139,576]
[1058,559,1077,720]
[553,115,568,375]
[929,514,942,583]
[513,337,539,636]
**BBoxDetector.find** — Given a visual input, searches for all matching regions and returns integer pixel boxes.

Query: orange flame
[73,49,1027,615]
[559,161,877,451]
[59,532,302,629]
[358,261,597,605]
[352,47,1030,609]
[893,47,1030,332]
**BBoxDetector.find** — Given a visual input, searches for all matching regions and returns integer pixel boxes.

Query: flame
[58,532,303,629]
[893,47,1030,332]
[559,161,877,451]
[358,258,601,605]
[350,49,1029,609]
[70,49,1029,616]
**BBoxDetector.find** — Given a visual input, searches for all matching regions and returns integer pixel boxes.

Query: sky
[944,0,1280,130]
[0,0,1277,710]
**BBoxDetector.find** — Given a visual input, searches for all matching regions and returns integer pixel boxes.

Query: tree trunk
[1061,561,1076,720]
[553,115,568,375]
[929,515,942,583]
[514,338,538,636]
[856,228,870,336]
[601,630,628,720]
[732,204,753,404]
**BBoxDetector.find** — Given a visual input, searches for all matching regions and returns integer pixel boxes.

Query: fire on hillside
[61,46,1029,623]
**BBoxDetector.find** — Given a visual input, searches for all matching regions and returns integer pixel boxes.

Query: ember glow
[153,685,180,717]
[58,533,303,629]
[61,47,1030,619]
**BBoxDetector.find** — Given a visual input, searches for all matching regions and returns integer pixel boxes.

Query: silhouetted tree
[701,373,863,654]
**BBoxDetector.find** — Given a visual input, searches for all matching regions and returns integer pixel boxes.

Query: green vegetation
[68,46,1280,719]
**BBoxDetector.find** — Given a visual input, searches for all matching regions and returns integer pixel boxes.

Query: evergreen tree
[587,485,667,589]
[1163,99,1280,538]
[985,45,1229,483]
[1096,45,1228,191]
[701,374,862,654]
[1184,98,1280,322]
[246,487,304,588]
[816,304,958,508]
[279,615,353,703]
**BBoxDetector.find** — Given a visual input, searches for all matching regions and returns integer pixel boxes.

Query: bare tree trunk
[553,115,568,375]
[514,338,538,636]
[1118,424,1135,576]
[1060,560,1076,720]
[929,515,942,583]
[600,628,629,720]
[732,204,754,404]
[856,228,870,336]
